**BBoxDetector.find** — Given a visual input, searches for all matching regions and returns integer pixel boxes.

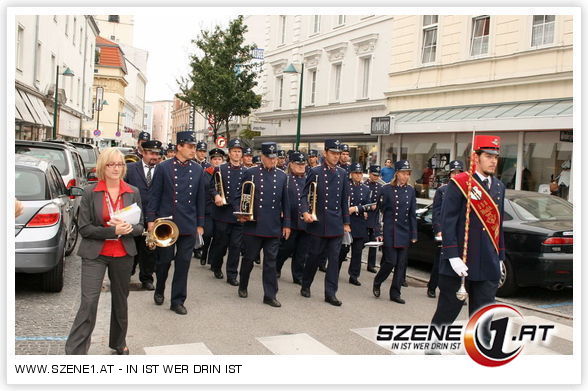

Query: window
[360,57,371,99]
[68,67,73,102]
[275,76,284,109]
[65,15,69,36]
[77,78,81,106]
[73,17,77,45]
[337,15,346,25]
[108,15,120,23]
[35,41,42,82]
[532,15,555,47]
[110,35,116,41]
[313,15,321,34]
[16,25,24,71]
[470,16,490,56]
[279,16,286,44]
[422,15,438,63]
[309,69,317,105]
[331,63,342,102]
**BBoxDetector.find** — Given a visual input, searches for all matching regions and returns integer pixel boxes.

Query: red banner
[452,172,500,254]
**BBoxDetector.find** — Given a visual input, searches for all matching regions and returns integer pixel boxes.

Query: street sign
[93,129,101,136]
[371,116,391,135]
[216,136,226,148]
[115,130,121,137]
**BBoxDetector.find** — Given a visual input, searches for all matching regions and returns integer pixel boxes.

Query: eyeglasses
[106,163,125,168]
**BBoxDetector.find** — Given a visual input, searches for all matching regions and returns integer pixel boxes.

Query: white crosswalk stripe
[257,333,338,355]
[144,342,214,355]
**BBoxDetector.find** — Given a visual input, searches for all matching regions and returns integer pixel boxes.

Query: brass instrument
[307,174,319,221]
[125,154,140,163]
[233,175,255,221]
[143,216,179,250]
[213,169,228,205]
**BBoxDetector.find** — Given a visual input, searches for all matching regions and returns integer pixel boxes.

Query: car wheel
[64,219,79,256]
[497,257,517,297]
[41,251,64,292]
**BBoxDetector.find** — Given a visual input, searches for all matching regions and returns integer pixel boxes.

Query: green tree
[178,16,262,142]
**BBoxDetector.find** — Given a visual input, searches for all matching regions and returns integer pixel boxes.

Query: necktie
[482,178,489,190]
[146,166,153,186]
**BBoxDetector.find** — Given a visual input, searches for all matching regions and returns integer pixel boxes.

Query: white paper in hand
[111,202,142,225]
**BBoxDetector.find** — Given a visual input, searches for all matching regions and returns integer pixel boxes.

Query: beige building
[171,96,207,145]
[93,15,134,46]
[147,100,173,144]
[382,15,573,201]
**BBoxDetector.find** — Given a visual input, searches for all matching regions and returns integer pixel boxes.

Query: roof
[96,36,127,74]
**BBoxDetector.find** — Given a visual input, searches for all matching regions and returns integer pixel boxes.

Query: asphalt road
[15,242,574,356]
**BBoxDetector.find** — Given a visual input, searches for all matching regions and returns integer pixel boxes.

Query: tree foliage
[178,16,262,142]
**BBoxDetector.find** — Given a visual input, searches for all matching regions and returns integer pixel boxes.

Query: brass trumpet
[124,154,140,163]
[214,170,228,205]
[307,174,319,221]
[143,217,179,250]
[234,175,255,221]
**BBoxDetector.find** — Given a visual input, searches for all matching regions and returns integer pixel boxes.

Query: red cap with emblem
[473,135,500,155]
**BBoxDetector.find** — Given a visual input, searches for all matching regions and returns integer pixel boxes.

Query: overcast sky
[133,11,230,102]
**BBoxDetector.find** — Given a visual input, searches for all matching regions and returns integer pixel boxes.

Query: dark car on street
[70,141,100,181]
[408,190,573,297]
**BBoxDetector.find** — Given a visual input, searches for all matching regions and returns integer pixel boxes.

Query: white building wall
[94,15,134,46]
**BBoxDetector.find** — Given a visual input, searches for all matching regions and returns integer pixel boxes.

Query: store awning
[253,132,377,148]
[389,98,573,134]
[15,89,53,127]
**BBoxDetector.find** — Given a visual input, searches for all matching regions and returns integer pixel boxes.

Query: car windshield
[16,167,47,201]
[75,146,97,165]
[510,194,573,221]
[15,146,69,175]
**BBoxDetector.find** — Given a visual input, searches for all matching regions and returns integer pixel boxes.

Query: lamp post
[52,65,75,139]
[283,62,304,150]
[95,99,108,136]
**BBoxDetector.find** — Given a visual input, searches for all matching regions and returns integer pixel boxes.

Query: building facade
[170,96,207,145]
[383,15,573,201]
[15,15,99,141]
[147,100,173,143]
[247,15,393,167]
[93,15,134,46]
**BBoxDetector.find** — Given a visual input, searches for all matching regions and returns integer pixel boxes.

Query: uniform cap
[350,162,363,173]
[228,138,243,150]
[243,147,253,156]
[196,141,207,151]
[340,143,350,152]
[369,165,381,175]
[289,152,306,164]
[209,148,226,158]
[473,135,500,155]
[324,139,342,152]
[394,160,412,171]
[261,142,278,157]
[141,140,162,151]
[176,131,196,144]
[138,131,151,141]
[308,149,319,157]
[449,160,465,172]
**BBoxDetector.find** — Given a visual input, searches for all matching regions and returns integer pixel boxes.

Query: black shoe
[402,281,408,287]
[300,287,311,298]
[325,296,342,306]
[154,292,164,305]
[293,278,302,285]
[263,297,281,307]
[142,281,155,291]
[318,265,327,272]
[390,296,406,304]
[276,271,281,279]
[213,270,224,279]
[373,284,381,298]
[427,288,436,298]
[254,258,261,265]
[200,257,206,266]
[114,346,129,355]
[227,278,239,286]
[238,289,248,298]
[193,249,202,258]
[170,304,188,315]
[367,266,377,273]
[349,277,361,286]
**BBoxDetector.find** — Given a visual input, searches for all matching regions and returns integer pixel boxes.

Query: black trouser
[65,255,133,354]
[302,235,343,298]
[431,275,498,346]
[133,235,156,284]
[208,221,242,280]
[201,215,215,264]
[276,229,307,282]
[374,247,408,299]
[427,245,441,291]
[155,234,197,307]
[239,235,280,299]
[348,238,366,279]
[366,228,380,269]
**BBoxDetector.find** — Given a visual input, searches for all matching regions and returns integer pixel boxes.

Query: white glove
[449,257,468,277]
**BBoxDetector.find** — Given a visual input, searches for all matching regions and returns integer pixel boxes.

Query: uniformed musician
[146,131,205,315]
[427,160,464,298]
[307,149,320,170]
[365,165,384,273]
[125,139,162,290]
[199,148,226,266]
[208,138,246,286]
[165,143,176,160]
[235,142,291,307]
[242,147,255,168]
[430,136,505,344]
[373,160,417,304]
[252,155,261,166]
[338,144,352,173]
[338,162,371,286]
[195,141,211,169]
[300,139,351,306]
[277,150,287,171]
[134,131,151,160]
[276,151,308,285]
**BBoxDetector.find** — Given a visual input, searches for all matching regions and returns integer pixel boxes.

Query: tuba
[214,170,228,205]
[307,174,319,221]
[125,154,140,163]
[234,175,255,221]
[143,216,179,250]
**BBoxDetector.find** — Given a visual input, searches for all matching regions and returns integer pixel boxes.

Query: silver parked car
[15,155,83,292]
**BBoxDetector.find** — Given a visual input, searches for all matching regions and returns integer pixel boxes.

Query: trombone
[143,216,179,250]
[214,169,228,205]
[234,175,255,221]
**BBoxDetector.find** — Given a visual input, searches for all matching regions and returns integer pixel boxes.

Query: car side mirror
[68,186,84,197]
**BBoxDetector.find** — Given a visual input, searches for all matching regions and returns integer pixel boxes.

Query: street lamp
[283,62,304,150]
[52,66,74,139]
[95,99,108,136]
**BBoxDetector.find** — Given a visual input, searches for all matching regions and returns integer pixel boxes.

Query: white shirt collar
[476,171,491,186]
